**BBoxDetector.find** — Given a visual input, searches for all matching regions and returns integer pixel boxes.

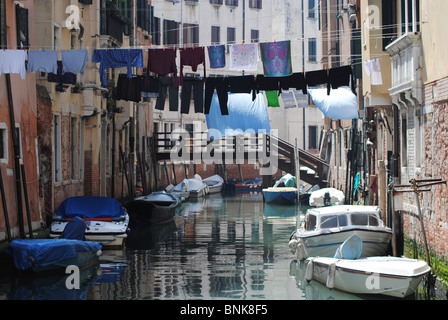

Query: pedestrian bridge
[153,131,329,187]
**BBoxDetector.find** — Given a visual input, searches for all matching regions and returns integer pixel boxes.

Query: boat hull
[32,251,100,273]
[262,188,297,205]
[307,256,430,298]
[125,192,180,224]
[294,228,392,260]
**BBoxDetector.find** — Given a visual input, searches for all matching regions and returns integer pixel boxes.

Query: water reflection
[0,193,435,300]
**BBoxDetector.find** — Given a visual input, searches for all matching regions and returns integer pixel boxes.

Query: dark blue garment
[56,196,126,219]
[60,216,88,241]
[92,49,144,86]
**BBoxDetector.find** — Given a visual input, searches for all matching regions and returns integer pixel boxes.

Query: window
[163,19,179,46]
[305,214,317,231]
[308,0,316,18]
[0,0,6,48]
[183,23,199,46]
[249,0,262,9]
[16,3,29,49]
[351,214,368,226]
[308,38,316,62]
[250,29,259,43]
[152,17,161,45]
[368,215,379,226]
[227,27,235,44]
[400,0,420,35]
[54,115,62,183]
[70,117,79,180]
[309,125,318,149]
[211,26,220,44]
[401,115,407,167]
[225,0,238,7]
[338,215,348,227]
[320,215,338,229]
[210,0,223,5]
[0,123,7,164]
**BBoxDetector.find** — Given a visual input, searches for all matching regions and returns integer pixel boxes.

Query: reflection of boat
[203,175,224,194]
[125,191,180,224]
[170,174,209,199]
[126,219,177,250]
[7,239,102,273]
[262,187,297,205]
[49,196,130,249]
[289,205,392,260]
[305,254,431,298]
[309,188,345,207]
[263,203,298,219]
[234,177,263,194]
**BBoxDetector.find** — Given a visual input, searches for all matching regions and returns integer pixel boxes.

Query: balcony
[385,32,423,104]
[100,7,129,45]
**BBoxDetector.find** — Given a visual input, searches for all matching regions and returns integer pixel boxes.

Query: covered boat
[309,187,345,207]
[170,174,209,199]
[125,191,180,224]
[289,205,392,260]
[262,174,297,205]
[203,175,225,194]
[49,196,129,249]
[7,239,102,273]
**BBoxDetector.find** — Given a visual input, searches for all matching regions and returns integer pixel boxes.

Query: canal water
[0,193,435,301]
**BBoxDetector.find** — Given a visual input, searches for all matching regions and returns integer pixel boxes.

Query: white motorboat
[305,256,430,298]
[309,187,345,207]
[203,174,224,194]
[289,205,392,260]
[49,196,129,249]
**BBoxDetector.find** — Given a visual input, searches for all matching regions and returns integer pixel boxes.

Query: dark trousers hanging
[181,77,204,114]
[156,77,179,111]
[204,77,229,115]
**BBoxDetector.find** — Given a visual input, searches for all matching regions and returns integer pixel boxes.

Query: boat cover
[6,239,102,271]
[56,196,126,219]
[203,175,224,186]
[60,216,88,241]
[173,177,205,192]
[273,174,296,188]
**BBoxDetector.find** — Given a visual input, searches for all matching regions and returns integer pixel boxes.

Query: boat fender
[326,262,336,289]
[288,239,298,254]
[96,250,103,256]
[297,242,306,261]
[305,258,314,282]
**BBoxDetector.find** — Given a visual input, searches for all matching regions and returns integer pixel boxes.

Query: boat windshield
[319,215,348,229]
[305,214,317,231]
[350,213,380,226]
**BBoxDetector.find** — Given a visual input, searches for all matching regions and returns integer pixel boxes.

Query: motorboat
[125,191,181,224]
[262,187,298,205]
[289,205,392,260]
[234,177,263,194]
[203,174,224,194]
[305,237,430,298]
[309,187,345,207]
[7,239,102,273]
[170,174,209,199]
[49,196,130,249]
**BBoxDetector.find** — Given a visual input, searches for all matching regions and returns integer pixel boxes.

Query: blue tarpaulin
[56,196,126,219]
[6,239,102,271]
[60,216,88,241]
[205,93,271,138]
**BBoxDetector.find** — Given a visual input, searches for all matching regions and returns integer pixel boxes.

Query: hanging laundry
[306,69,330,95]
[27,50,58,74]
[260,40,293,77]
[61,49,89,76]
[329,65,353,91]
[205,76,229,115]
[229,43,259,71]
[364,59,383,85]
[156,76,179,112]
[308,87,359,120]
[140,75,159,99]
[115,74,141,102]
[181,76,204,114]
[207,45,226,69]
[47,61,77,85]
[255,74,280,93]
[147,48,178,88]
[226,75,256,100]
[92,49,144,86]
[279,73,307,94]
[265,91,280,108]
[179,47,206,86]
[0,50,28,79]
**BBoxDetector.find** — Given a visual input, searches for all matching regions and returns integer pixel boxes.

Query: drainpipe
[5,74,26,239]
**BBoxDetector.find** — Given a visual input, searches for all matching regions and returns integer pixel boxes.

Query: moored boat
[49,196,130,249]
[234,177,263,194]
[262,187,298,205]
[203,174,224,194]
[305,255,431,298]
[170,174,209,199]
[289,205,392,260]
[125,191,180,224]
[309,187,345,207]
[7,239,102,273]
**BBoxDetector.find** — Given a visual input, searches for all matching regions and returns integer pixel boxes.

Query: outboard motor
[60,216,89,241]
[323,191,331,206]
